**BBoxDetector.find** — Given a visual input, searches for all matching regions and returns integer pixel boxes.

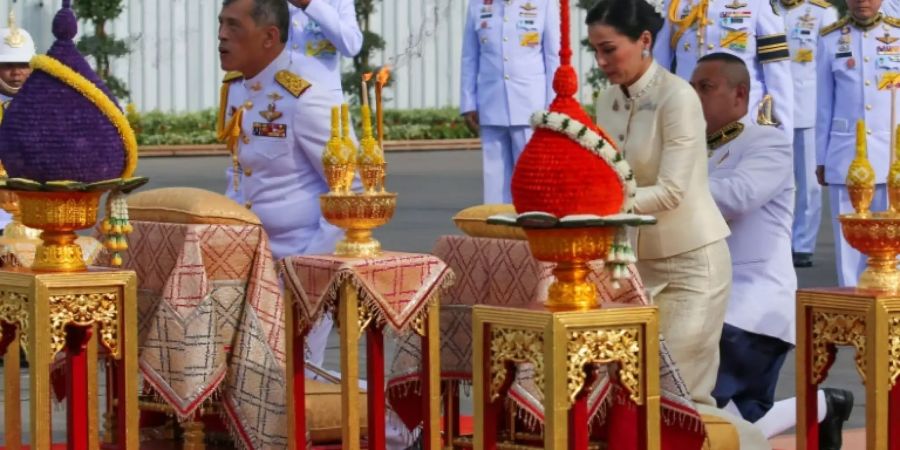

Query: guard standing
[460,0,560,204]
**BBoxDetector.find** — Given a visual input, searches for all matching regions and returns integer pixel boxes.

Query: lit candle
[376,66,391,153]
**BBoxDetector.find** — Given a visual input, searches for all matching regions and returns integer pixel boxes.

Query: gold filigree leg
[810,311,867,384]
[182,417,206,450]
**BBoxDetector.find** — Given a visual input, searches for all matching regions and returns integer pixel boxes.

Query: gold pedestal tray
[839,211,900,292]
[17,191,103,272]
[524,227,617,311]
[320,193,397,258]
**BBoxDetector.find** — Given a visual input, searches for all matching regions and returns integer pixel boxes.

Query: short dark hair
[223,0,290,43]
[585,0,665,48]
[697,52,750,88]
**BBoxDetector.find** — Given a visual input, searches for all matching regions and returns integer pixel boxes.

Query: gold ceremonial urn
[16,191,102,272]
[839,121,900,292]
[320,104,396,258]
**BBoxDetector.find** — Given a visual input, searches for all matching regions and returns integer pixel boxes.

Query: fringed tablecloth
[280,252,454,334]
[95,221,287,450]
[386,235,705,448]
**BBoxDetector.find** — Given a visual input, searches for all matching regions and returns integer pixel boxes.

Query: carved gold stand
[473,304,660,450]
[0,268,139,450]
[320,193,397,258]
[839,212,900,292]
[796,288,900,450]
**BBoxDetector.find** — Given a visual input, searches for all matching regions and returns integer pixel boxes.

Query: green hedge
[128,106,477,146]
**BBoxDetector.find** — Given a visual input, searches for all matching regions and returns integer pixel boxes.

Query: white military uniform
[816,12,900,286]
[776,0,838,256]
[885,0,900,17]
[708,121,797,344]
[655,0,795,140]
[0,19,36,230]
[288,0,362,103]
[460,0,560,203]
[220,49,343,375]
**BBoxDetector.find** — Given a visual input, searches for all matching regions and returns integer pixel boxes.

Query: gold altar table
[796,288,900,450]
[0,268,139,450]
[472,304,661,450]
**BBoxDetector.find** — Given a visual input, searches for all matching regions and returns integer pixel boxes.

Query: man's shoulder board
[808,0,832,9]
[275,70,312,98]
[821,16,850,36]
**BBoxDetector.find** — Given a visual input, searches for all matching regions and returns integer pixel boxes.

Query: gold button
[864,32,868,38]
[504,17,508,22]
[866,104,873,110]
[708,44,714,50]
[244,201,252,209]
[293,44,299,50]
[864,57,870,63]
[866,80,872,86]
[867,129,872,135]
[503,37,508,42]
[244,101,253,109]
[481,38,487,44]
[244,168,253,177]
[504,75,510,80]
[504,57,509,62]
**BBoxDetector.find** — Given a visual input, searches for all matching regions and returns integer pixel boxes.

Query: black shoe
[820,388,854,450]
[793,252,814,268]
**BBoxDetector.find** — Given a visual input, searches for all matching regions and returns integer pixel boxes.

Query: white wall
[12,0,598,112]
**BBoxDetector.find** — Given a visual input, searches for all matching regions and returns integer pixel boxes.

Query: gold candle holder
[846,120,876,215]
[322,106,355,195]
[15,190,103,272]
[523,226,618,311]
[889,125,900,212]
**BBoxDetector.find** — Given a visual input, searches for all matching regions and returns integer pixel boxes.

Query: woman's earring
[641,48,650,59]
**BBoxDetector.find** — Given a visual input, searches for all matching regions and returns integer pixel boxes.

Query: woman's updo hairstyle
[585,0,665,49]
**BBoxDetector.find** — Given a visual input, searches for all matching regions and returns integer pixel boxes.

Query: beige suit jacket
[595,62,729,260]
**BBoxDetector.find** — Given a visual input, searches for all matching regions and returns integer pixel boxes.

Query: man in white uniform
[460,0,560,203]
[286,0,362,103]
[816,0,900,286]
[693,53,853,450]
[775,0,838,268]
[654,0,795,141]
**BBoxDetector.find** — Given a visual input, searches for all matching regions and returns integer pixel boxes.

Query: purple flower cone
[0,1,126,183]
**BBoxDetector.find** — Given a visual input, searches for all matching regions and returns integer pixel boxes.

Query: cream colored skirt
[636,238,732,408]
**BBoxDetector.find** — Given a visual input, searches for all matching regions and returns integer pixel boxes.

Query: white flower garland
[530,110,636,214]
[529,110,640,287]
[646,0,665,16]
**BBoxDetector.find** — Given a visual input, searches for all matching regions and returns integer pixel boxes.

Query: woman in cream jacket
[587,0,732,411]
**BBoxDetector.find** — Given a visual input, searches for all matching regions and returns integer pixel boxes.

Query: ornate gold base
[523,227,616,311]
[848,186,875,216]
[320,193,397,259]
[839,212,900,292]
[335,228,383,258]
[472,304,661,450]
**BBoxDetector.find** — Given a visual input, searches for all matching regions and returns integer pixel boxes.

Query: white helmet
[0,11,35,64]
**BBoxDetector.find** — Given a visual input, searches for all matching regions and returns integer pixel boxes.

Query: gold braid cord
[489,328,544,402]
[890,314,900,388]
[48,292,120,361]
[811,311,867,384]
[567,328,643,405]
[0,290,29,358]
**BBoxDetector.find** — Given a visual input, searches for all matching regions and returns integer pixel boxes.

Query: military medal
[252,122,287,138]
[847,57,856,69]
[725,0,748,9]
[259,92,283,122]
[878,31,899,45]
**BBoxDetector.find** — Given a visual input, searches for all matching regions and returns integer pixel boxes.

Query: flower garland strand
[530,110,638,287]
[101,190,133,266]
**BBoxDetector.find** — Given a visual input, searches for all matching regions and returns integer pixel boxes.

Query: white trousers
[792,127,821,254]
[747,390,828,438]
[480,125,533,204]
[829,184,888,286]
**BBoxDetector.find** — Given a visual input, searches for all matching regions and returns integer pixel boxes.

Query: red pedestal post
[367,326,386,450]
[66,326,92,450]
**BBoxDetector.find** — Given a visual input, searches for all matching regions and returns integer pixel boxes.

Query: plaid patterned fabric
[281,252,454,333]
[96,221,288,450]
[387,235,702,435]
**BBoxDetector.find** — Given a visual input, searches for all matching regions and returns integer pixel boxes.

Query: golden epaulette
[222,71,243,83]
[821,16,850,36]
[275,70,311,98]
[886,15,900,28]
[808,0,832,9]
